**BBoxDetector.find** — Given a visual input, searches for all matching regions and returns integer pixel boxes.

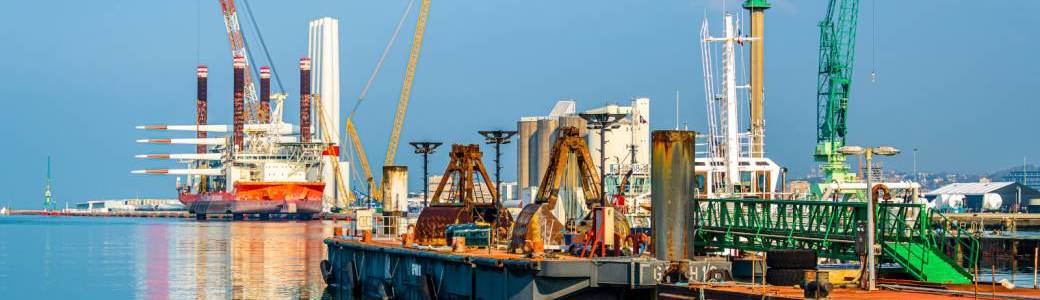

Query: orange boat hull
[179,182,324,215]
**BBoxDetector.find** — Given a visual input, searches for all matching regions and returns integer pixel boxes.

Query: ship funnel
[232,56,246,149]
[299,57,312,142]
[259,66,271,124]
[196,65,208,154]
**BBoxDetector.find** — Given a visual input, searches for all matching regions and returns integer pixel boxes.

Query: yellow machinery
[314,95,353,206]
[508,127,630,254]
[414,144,513,246]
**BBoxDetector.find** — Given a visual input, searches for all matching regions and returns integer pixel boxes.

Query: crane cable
[343,0,417,197]
[240,0,286,93]
[347,0,416,121]
[870,0,877,83]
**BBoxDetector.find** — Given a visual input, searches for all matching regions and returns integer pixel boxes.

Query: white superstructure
[583,98,651,177]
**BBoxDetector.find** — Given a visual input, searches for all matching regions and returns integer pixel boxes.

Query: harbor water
[0,215,334,299]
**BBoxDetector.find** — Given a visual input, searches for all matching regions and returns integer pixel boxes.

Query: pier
[7,210,354,221]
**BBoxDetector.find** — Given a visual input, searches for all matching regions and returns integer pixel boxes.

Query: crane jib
[815,0,860,183]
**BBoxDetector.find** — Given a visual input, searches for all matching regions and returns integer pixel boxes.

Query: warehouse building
[925,182,1040,212]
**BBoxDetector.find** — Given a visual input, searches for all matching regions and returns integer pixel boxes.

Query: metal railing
[693,198,979,267]
[337,214,416,240]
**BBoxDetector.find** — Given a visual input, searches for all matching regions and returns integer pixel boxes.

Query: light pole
[478,130,517,202]
[409,141,442,208]
[579,112,627,207]
[913,148,918,183]
[838,145,900,291]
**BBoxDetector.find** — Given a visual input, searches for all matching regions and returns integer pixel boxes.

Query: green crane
[815,0,861,188]
[44,156,55,211]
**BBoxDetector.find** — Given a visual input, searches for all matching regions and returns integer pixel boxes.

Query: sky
[0,0,1037,208]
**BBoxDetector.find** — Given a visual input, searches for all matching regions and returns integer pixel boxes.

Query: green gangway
[882,241,972,284]
[693,198,979,284]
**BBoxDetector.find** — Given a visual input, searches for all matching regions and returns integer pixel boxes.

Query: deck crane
[343,0,431,202]
[218,0,260,122]
[814,0,861,192]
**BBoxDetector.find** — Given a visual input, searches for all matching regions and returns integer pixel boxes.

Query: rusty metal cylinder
[299,58,312,142]
[232,56,245,149]
[259,66,271,124]
[196,65,208,154]
[381,166,409,215]
[651,130,697,261]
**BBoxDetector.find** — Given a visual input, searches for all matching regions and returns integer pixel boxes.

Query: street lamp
[837,144,900,291]
[478,130,517,202]
[409,141,442,208]
[579,112,627,207]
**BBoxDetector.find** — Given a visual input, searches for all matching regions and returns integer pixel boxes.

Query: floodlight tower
[579,113,627,207]
[409,141,442,207]
[478,130,518,201]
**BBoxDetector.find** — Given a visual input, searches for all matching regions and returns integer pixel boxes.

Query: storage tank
[517,119,537,190]
[381,166,408,215]
[558,115,587,137]
[981,193,1003,211]
[534,118,559,187]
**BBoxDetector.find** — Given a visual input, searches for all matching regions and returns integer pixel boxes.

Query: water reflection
[0,216,339,299]
[157,221,332,300]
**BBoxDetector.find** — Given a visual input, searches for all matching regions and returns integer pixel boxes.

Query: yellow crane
[384,0,431,167]
[344,0,431,201]
[314,95,354,206]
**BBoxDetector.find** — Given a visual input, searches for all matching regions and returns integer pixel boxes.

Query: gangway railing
[693,198,978,284]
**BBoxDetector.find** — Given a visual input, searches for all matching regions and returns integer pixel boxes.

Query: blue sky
[0,1,1036,208]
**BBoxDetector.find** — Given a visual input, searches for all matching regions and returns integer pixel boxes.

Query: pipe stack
[259,66,271,124]
[196,65,208,154]
[299,57,312,142]
[232,55,245,149]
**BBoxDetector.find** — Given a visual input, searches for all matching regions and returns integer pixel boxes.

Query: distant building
[1003,171,1040,191]
[924,182,1040,212]
[74,198,184,212]
[516,100,587,199]
[516,98,651,204]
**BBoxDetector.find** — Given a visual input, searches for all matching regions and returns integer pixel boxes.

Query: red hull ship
[180,182,325,217]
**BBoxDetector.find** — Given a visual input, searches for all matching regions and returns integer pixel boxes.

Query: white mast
[722,13,739,190]
[703,13,755,196]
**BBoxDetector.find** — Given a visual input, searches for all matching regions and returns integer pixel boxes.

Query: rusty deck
[658,282,1040,300]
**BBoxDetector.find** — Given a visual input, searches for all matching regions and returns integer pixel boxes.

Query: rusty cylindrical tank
[381,166,409,215]
[259,66,271,124]
[299,58,312,142]
[232,56,246,149]
[651,130,697,261]
[196,65,208,154]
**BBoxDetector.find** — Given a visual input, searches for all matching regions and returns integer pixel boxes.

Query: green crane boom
[815,0,860,184]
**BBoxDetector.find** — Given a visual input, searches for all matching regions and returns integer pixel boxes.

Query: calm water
[0,215,336,299]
